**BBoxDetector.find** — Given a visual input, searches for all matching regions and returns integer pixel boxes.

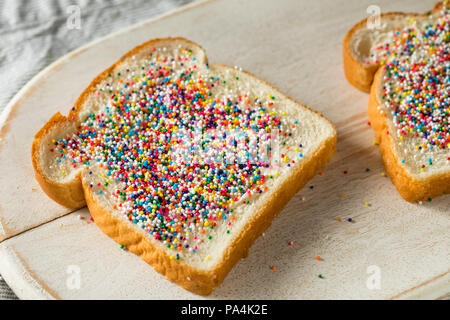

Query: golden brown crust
[343,1,444,92]
[32,37,337,295]
[32,38,205,209]
[83,135,336,295]
[368,69,450,202]
[31,112,85,209]
[67,37,207,122]
[344,1,449,202]
[343,11,422,92]
[342,18,380,92]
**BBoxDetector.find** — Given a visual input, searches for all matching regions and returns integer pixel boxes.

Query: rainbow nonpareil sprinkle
[50,46,303,259]
[367,4,450,172]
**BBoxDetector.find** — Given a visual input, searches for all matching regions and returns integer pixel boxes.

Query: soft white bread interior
[32,38,336,295]
[343,2,450,202]
[350,15,434,67]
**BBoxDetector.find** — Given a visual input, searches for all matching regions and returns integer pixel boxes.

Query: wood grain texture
[0,0,448,299]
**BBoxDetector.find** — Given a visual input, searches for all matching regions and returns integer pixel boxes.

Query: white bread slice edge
[32,37,337,295]
[343,3,443,92]
[343,2,450,202]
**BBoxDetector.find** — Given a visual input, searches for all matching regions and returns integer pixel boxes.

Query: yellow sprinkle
[205,256,210,261]
[381,172,386,177]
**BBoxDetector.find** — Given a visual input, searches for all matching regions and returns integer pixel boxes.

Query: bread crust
[31,112,86,208]
[343,11,425,92]
[83,135,336,295]
[342,1,445,92]
[343,1,450,202]
[369,69,450,202]
[32,37,337,295]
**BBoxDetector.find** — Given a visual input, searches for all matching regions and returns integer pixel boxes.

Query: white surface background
[0,0,448,300]
[0,0,193,300]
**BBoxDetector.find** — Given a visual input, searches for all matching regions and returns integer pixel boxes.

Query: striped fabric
[0,275,17,300]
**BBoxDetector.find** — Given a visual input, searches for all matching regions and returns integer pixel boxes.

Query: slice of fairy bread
[32,38,337,295]
[343,1,450,202]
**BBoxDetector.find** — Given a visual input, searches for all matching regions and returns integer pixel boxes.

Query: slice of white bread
[343,1,450,202]
[32,38,336,295]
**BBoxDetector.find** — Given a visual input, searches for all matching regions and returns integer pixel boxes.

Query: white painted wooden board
[0,0,448,299]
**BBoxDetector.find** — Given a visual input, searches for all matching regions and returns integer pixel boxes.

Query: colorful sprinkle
[47,46,304,260]
[367,5,450,172]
